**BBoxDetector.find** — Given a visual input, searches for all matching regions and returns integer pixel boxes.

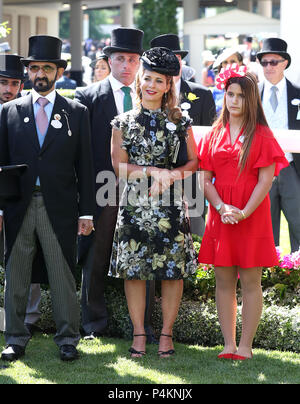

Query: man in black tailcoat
[0,35,94,362]
[75,27,157,342]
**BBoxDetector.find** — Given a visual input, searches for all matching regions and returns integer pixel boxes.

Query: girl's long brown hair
[211,72,269,172]
[135,66,182,123]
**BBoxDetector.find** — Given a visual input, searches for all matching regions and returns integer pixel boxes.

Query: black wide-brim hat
[141,47,180,76]
[257,38,291,69]
[103,28,144,56]
[21,35,67,69]
[150,34,188,59]
[0,54,26,81]
[0,164,28,203]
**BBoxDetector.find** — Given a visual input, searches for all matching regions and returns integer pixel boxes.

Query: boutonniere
[186,92,199,102]
[181,92,199,114]
[291,99,300,120]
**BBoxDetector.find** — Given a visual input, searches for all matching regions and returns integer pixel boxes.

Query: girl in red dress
[198,64,288,360]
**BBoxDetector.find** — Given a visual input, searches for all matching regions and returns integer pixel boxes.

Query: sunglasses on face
[260,59,286,67]
[28,65,56,73]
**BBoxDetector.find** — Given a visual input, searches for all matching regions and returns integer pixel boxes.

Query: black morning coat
[0,92,95,282]
[180,79,216,126]
[259,78,300,177]
[75,77,118,264]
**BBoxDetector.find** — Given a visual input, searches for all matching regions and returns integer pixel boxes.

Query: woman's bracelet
[240,210,246,220]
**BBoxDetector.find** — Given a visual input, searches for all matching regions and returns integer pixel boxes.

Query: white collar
[108,73,135,92]
[264,76,286,99]
[31,88,56,105]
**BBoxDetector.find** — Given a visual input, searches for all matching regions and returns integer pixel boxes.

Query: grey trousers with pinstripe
[4,192,80,348]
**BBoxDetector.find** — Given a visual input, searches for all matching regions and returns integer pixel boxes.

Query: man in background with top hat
[150,34,216,237]
[75,27,157,344]
[257,38,300,252]
[0,35,94,362]
[0,54,44,336]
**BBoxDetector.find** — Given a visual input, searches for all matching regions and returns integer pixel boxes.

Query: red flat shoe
[217,353,233,359]
[231,353,253,360]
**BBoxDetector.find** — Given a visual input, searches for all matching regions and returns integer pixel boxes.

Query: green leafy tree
[137,0,178,49]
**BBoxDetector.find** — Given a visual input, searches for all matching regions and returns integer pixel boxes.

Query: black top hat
[0,164,28,203]
[0,54,26,81]
[140,47,180,77]
[150,34,188,59]
[103,28,144,56]
[257,38,291,69]
[21,36,67,69]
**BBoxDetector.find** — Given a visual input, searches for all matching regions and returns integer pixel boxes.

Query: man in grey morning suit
[0,36,94,362]
[257,38,300,252]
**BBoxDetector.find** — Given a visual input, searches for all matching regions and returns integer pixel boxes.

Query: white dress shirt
[108,73,136,114]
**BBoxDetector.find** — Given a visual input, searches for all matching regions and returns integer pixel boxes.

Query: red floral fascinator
[215,63,247,90]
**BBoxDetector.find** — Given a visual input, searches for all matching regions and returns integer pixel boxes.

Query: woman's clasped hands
[149,168,178,196]
[220,204,246,225]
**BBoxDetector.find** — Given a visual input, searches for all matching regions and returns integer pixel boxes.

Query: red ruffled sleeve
[197,130,215,173]
[252,125,289,176]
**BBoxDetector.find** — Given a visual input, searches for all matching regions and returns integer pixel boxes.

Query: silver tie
[270,86,278,112]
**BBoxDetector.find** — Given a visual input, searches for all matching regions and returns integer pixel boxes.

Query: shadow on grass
[0,333,299,384]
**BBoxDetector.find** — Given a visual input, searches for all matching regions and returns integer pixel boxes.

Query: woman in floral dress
[110,47,198,357]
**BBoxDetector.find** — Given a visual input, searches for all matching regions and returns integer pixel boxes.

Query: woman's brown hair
[211,72,269,172]
[135,66,182,123]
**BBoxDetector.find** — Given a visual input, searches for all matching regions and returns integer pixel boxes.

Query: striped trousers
[4,192,80,347]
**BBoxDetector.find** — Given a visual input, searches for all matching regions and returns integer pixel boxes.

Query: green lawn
[0,334,299,384]
[0,215,298,385]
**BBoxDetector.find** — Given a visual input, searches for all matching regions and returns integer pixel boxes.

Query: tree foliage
[137,0,178,50]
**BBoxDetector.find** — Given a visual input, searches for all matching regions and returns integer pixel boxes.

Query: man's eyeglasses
[260,59,286,67]
[28,65,56,73]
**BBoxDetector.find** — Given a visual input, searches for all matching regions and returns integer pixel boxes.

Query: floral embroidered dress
[109,107,197,280]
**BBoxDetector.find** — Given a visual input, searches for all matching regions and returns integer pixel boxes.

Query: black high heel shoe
[158,333,175,357]
[129,334,147,358]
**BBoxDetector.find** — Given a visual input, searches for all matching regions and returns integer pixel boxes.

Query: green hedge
[1,270,299,353]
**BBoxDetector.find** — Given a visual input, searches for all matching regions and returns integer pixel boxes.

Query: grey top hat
[257,38,291,69]
[0,54,26,80]
[103,28,144,56]
[150,34,188,59]
[21,35,67,69]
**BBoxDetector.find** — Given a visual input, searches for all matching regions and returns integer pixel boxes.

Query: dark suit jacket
[259,78,300,176]
[75,78,118,263]
[0,92,95,275]
[75,78,118,219]
[180,79,216,126]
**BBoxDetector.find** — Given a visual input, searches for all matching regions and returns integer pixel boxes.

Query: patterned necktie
[36,97,49,135]
[270,86,278,112]
[121,86,133,112]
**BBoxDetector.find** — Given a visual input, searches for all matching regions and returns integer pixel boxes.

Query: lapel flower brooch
[181,92,200,117]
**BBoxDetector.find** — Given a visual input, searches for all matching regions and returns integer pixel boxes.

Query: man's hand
[78,219,94,236]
